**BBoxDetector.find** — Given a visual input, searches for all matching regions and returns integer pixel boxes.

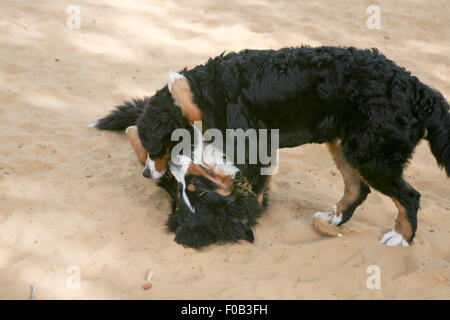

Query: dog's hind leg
[314,139,371,225]
[353,155,420,246]
[364,174,419,247]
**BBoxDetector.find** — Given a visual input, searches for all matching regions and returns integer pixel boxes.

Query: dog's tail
[92,98,147,131]
[415,81,450,177]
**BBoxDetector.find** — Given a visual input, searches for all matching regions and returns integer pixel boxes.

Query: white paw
[380,229,409,247]
[167,71,186,92]
[313,205,342,225]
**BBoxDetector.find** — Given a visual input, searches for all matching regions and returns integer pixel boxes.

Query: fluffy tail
[416,83,450,177]
[93,98,147,131]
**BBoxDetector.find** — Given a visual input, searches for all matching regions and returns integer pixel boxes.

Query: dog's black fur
[96,46,449,245]
[157,169,264,248]
[96,101,265,249]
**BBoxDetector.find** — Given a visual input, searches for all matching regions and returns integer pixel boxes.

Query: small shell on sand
[143,283,152,290]
[126,126,148,164]
[312,214,341,237]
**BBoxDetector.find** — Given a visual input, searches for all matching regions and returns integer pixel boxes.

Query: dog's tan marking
[212,171,233,191]
[126,126,148,164]
[215,188,231,196]
[187,184,196,192]
[186,162,232,196]
[257,175,272,205]
[328,140,361,215]
[154,154,169,172]
[266,175,272,190]
[170,77,202,122]
[257,193,264,205]
[126,125,168,175]
[392,198,413,241]
[257,193,263,204]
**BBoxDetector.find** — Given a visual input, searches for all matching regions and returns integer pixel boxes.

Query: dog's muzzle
[142,155,167,180]
[142,167,152,179]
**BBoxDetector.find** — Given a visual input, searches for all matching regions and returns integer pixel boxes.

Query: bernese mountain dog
[124,124,265,249]
[110,78,266,249]
[94,45,449,247]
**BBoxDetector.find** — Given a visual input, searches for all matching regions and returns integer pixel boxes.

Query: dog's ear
[167,71,202,122]
[173,215,255,248]
[174,224,217,249]
[244,228,255,243]
[229,219,254,243]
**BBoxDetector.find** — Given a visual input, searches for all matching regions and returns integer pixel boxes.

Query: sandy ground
[0,0,449,299]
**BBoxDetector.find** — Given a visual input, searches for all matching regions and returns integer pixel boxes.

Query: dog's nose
[142,167,151,179]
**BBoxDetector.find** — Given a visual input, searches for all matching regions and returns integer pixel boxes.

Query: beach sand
[0,0,449,299]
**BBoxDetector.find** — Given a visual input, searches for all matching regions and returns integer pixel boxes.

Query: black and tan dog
[95,46,449,247]
[115,79,266,248]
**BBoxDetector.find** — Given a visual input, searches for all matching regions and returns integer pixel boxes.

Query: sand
[0,0,449,299]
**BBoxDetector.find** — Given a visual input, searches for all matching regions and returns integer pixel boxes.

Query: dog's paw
[313,205,342,225]
[380,229,409,247]
[312,205,342,237]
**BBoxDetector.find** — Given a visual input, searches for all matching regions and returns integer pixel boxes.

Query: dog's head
[137,71,202,180]
[166,154,261,249]
[126,127,261,249]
